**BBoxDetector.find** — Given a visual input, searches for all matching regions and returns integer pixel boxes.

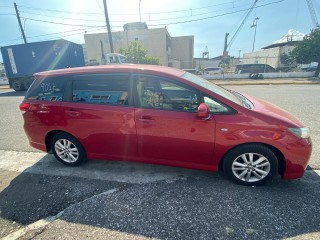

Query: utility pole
[14,2,27,44]
[102,0,114,53]
[139,0,142,22]
[251,17,259,52]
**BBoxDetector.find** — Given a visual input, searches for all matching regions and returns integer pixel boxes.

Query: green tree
[197,64,205,75]
[141,56,160,65]
[290,28,320,77]
[280,53,296,66]
[119,41,160,65]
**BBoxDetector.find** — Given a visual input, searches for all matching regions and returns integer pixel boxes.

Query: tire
[222,144,278,186]
[51,132,87,166]
[12,79,25,91]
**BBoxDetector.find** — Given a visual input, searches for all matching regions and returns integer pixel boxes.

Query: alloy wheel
[54,139,79,163]
[231,153,271,183]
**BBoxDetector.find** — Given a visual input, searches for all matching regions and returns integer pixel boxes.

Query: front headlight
[288,127,310,138]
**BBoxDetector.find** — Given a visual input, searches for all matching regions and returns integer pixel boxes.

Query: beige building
[242,43,296,69]
[84,22,194,69]
[242,29,305,69]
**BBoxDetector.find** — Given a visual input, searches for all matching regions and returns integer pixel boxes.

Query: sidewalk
[211,77,320,85]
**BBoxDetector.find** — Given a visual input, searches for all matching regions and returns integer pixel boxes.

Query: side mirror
[197,103,210,118]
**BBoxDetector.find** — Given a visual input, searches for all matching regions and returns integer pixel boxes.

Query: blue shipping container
[1,39,85,79]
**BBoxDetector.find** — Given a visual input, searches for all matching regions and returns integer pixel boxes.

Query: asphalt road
[0,85,319,239]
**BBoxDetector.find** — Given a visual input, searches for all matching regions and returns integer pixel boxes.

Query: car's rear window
[25,77,65,101]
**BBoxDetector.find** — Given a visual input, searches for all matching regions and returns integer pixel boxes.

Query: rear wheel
[51,132,86,166]
[223,144,278,186]
[11,79,25,91]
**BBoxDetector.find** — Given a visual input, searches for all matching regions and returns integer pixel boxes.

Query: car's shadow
[0,154,319,239]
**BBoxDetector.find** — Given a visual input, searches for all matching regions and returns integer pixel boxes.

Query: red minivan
[20,65,312,186]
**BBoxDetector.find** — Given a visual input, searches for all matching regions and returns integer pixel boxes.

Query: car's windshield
[181,72,243,106]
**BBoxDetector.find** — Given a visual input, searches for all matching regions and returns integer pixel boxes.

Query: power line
[1,0,284,46]
[19,0,284,28]
[95,0,104,13]
[145,2,254,22]
[44,27,106,41]
[16,0,283,27]
[19,10,106,23]
[21,17,105,28]
[15,0,248,16]
[148,0,285,27]
[17,2,253,24]
[140,0,248,15]
[0,5,14,8]
[0,27,104,45]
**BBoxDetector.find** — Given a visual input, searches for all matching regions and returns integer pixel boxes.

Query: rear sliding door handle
[138,116,155,124]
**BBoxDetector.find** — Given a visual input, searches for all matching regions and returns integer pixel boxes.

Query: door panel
[60,102,137,159]
[133,74,216,166]
[135,108,215,165]
[59,73,138,160]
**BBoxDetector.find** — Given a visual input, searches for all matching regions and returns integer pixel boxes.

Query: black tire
[222,144,278,186]
[12,79,25,91]
[51,132,86,166]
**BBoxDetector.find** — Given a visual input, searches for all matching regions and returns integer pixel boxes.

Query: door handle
[138,115,155,124]
[65,110,81,117]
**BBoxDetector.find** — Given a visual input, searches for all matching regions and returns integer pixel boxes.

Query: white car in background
[205,67,224,74]
[0,75,9,85]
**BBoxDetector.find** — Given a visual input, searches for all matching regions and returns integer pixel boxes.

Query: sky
[0,0,319,62]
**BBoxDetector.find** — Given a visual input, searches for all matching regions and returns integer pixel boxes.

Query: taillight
[19,103,30,111]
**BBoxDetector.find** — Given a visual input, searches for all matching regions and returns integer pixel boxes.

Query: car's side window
[25,77,65,101]
[136,75,199,112]
[72,76,129,106]
[204,96,230,113]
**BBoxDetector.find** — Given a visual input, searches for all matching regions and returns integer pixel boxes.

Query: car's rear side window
[72,75,129,106]
[25,77,65,101]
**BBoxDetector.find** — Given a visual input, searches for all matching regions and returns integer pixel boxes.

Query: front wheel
[223,144,278,186]
[51,132,86,166]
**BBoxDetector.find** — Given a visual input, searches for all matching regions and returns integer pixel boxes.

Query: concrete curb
[0,86,10,89]
[214,81,320,86]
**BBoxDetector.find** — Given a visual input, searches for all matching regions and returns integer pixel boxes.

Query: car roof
[34,64,185,78]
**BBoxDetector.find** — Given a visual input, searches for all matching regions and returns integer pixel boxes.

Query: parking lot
[0,84,319,239]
